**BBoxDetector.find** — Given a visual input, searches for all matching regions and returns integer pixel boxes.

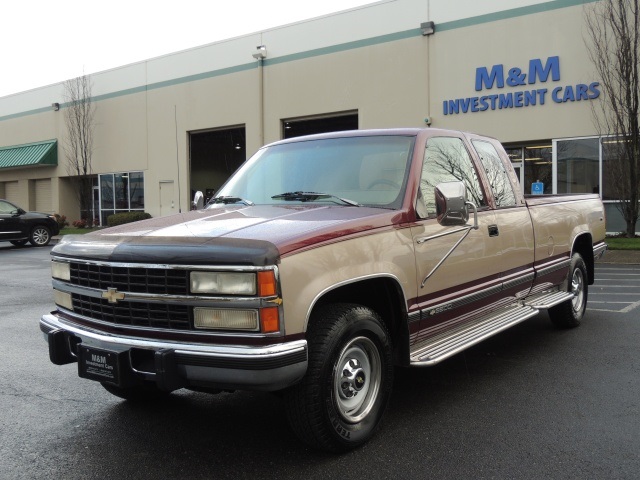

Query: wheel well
[573,233,594,285]
[31,224,51,232]
[311,278,409,366]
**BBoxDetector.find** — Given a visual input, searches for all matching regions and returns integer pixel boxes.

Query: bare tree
[63,75,96,223]
[585,0,640,236]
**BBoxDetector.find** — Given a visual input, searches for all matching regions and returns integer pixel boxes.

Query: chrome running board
[410,304,539,366]
[523,290,574,309]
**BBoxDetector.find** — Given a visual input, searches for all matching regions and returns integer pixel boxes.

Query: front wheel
[29,225,51,246]
[284,304,393,452]
[548,253,588,328]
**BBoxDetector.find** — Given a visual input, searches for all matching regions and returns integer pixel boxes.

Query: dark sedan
[0,199,59,247]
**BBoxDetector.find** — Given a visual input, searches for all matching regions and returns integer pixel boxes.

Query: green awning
[0,140,57,170]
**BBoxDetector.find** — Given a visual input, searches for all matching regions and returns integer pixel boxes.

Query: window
[505,147,524,190]
[0,200,16,214]
[129,172,145,208]
[418,136,486,218]
[523,145,552,194]
[602,137,629,201]
[115,173,129,209]
[99,171,145,225]
[557,138,599,194]
[473,140,517,207]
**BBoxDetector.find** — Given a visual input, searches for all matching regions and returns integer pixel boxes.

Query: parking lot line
[588,301,640,313]
[590,264,640,312]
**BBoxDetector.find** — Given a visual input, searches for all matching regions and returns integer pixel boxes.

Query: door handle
[488,224,499,237]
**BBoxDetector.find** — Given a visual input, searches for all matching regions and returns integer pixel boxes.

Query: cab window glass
[0,200,15,214]
[473,140,517,207]
[419,137,486,217]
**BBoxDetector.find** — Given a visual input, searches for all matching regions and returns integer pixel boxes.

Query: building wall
[430,2,598,141]
[0,0,604,222]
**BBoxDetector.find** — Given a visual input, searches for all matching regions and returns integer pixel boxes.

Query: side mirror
[434,181,469,226]
[192,191,204,210]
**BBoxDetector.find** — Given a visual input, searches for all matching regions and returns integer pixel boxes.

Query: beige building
[0,0,623,230]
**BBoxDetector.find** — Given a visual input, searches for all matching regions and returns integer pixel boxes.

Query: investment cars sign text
[442,56,600,116]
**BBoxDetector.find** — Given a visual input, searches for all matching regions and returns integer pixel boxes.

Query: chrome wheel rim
[32,228,50,245]
[571,267,585,312]
[333,336,381,424]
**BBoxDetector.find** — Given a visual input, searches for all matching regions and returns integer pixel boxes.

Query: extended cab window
[473,140,517,207]
[418,136,486,218]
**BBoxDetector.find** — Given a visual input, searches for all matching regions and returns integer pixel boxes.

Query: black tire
[548,253,588,328]
[284,303,393,452]
[10,239,28,247]
[101,382,171,402]
[29,225,51,246]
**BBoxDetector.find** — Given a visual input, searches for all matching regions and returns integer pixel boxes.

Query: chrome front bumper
[40,313,307,392]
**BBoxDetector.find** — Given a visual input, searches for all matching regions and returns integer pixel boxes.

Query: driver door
[410,135,503,344]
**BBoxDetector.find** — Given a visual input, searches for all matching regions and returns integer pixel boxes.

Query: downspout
[252,45,267,146]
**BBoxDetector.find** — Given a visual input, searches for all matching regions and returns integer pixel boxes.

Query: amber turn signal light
[260,307,279,333]
[257,270,277,297]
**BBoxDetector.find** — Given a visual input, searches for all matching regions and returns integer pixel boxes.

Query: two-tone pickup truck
[41,128,606,452]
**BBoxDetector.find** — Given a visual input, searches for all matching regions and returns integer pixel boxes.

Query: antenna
[174,105,182,213]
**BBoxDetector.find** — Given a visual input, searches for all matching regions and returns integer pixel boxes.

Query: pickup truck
[41,128,607,452]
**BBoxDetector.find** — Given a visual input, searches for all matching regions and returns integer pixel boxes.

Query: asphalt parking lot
[590,263,640,313]
[1,244,639,479]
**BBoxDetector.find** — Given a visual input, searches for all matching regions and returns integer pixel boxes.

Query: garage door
[4,181,20,205]
[35,179,52,213]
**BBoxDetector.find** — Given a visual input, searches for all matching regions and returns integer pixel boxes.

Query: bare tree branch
[63,75,95,223]
[585,0,640,236]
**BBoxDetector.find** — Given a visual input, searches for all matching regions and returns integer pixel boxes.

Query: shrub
[72,219,88,228]
[107,211,152,227]
[54,214,69,229]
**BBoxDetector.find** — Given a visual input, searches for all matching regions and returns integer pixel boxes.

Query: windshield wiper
[271,191,360,207]
[208,196,254,206]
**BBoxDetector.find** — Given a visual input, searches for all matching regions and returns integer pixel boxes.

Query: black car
[0,199,60,247]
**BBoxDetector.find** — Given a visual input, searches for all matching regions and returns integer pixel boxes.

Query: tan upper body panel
[278,225,417,335]
[526,194,606,263]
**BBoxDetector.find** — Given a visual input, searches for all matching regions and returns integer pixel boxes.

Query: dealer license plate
[78,345,121,385]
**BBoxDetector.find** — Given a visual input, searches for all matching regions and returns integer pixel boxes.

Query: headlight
[190,271,256,295]
[51,261,71,281]
[53,289,73,310]
[194,308,258,331]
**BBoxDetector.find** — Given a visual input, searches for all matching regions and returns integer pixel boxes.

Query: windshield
[211,135,415,209]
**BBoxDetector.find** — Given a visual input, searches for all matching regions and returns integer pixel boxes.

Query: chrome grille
[70,263,188,295]
[72,294,192,330]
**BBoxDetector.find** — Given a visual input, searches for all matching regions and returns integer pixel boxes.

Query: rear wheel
[101,382,171,402]
[548,253,588,328]
[29,225,51,246]
[284,304,393,452]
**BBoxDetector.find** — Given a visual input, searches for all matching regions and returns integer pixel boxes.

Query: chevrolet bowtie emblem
[102,287,125,304]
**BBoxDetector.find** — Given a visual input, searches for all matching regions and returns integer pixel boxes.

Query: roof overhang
[0,139,57,170]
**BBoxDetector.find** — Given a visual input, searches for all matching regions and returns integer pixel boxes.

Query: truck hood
[53,205,403,266]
